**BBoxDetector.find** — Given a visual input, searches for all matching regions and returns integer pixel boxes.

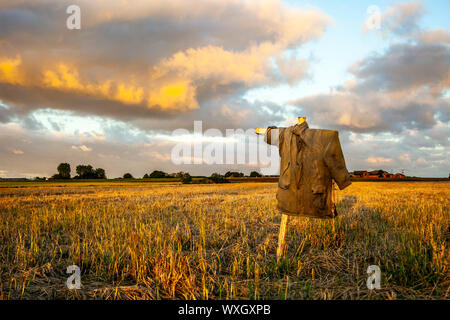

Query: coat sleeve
[324,131,352,190]
[264,127,286,147]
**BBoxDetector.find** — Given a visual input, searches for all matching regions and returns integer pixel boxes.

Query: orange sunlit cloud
[115,84,144,105]
[148,81,198,111]
[0,56,24,85]
[0,1,332,118]
[1,58,199,110]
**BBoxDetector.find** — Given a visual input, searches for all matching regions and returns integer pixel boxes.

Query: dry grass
[0,181,448,300]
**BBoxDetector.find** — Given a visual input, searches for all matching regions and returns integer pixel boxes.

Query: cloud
[0,1,448,178]
[382,1,424,37]
[0,120,277,178]
[0,55,24,85]
[289,29,450,133]
[1,116,447,178]
[72,145,92,152]
[350,41,450,94]
[363,1,424,37]
[0,0,331,125]
[12,149,24,154]
[418,28,450,44]
[366,157,393,165]
[338,128,448,177]
[287,5,449,177]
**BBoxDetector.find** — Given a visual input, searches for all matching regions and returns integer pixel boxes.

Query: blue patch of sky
[420,0,450,30]
[245,0,448,105]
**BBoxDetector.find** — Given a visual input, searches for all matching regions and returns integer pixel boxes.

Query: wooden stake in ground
[256,117,307,262]
[276,214,289,262]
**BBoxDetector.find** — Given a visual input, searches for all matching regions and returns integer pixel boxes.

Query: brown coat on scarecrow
[264,121,351,219]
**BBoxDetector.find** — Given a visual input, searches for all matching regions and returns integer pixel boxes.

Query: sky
[0,0,449,178]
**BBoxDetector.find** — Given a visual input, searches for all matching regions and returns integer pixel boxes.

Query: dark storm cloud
[0,0,331,125]
[289,30,450,133]
[351,42,450,93]
[0,83,172,119]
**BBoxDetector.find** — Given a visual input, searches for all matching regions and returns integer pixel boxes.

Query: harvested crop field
[0,181,448,300]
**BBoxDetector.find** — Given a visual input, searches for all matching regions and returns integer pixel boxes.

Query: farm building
[351,170,404,179]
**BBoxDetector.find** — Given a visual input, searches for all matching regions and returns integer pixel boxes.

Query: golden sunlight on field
[0,181,448,300]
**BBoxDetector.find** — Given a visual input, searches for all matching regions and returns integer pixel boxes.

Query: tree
[175,171,186,178]
[143,173,149,179]
[56,163,71,179]
[94,168,106,179]
[74,165,106,179]
[123,173,133,179]
[149,170,167,178]
[76,165,94,178]
[209,173,228,184]
[225,171,244,177]
[250,171,262,177]
[181,173,192,184]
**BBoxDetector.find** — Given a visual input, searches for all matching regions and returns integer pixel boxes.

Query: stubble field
[0,181,448,300]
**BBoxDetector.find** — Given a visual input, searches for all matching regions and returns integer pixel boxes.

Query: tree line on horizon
[31,163,450,182]
[51,163,106,180]
[47,163,263,183]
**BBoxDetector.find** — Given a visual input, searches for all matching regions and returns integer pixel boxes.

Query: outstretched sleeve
[264,127,285,147]
[324,131,352,190]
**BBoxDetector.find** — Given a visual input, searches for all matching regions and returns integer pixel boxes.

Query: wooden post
[277,214,289,262]
[256,116,306,263]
